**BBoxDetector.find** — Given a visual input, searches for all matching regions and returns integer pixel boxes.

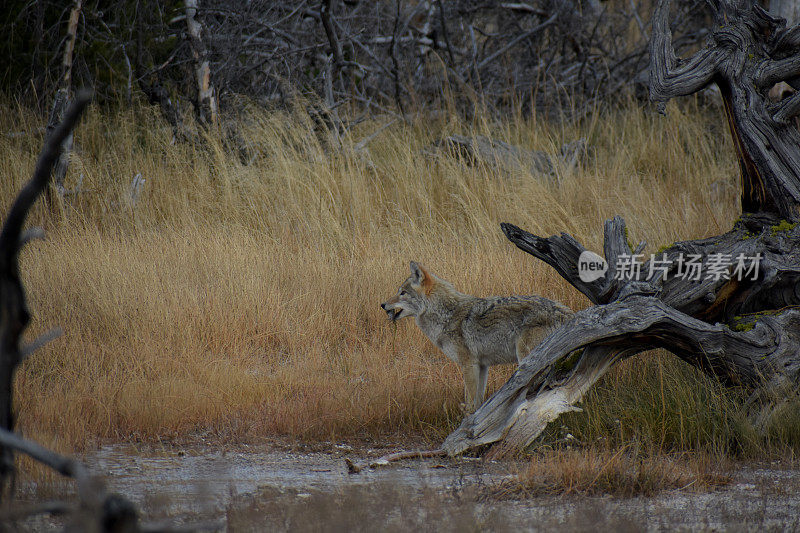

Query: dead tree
[441,0,800,456]
[0,92,111,524]
[0,94,92,487]
[0,93,220,530]
[186,0,218,129]
[45,0,83,206]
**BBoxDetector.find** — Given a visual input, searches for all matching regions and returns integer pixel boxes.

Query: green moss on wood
[624,226,634,253]
[770,220,797,236]
[655,243,675,255]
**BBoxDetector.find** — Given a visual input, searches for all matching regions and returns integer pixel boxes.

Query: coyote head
[381,261,434,322]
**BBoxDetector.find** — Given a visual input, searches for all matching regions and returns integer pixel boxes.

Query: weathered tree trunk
[413,0,436,79]
[45,0,82,207]
[651,0,800,220]
[185,0,218,129]
[443,0,800,457]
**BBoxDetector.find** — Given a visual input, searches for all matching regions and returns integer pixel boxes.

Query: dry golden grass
[492,447,732,498]
[1,95,754,461]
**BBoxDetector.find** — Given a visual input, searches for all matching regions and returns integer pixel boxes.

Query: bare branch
[501,223,595,301]
[0,428,88,483]
[649,0,722,106]
[0,92,91,264]
[436,0,456,64]
[500,216,631,306]
[772,89,800,123]
[353,118,397,151]
[0,91,90,489]
[345,449,445,473]
[500,3,548,16]
[476,12,558,72]
[321,0,345,67]
[390,0,406,116]
[758,54,800,89]
[19,227,45,248]
[628,0,648,41]
[20,327,64,360]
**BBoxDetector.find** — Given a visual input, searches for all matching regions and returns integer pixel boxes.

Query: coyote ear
[410,261,424,284]
[409,261,432,293]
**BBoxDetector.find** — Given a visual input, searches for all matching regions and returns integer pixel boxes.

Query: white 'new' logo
[578,250,608,283]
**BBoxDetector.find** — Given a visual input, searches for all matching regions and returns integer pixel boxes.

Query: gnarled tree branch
[771,86,800,122]
[649,0,723,104]
[758,54,800,89]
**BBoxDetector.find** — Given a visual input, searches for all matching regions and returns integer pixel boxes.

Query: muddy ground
[8,442,800,531]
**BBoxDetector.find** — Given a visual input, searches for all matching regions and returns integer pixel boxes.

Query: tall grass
[3,95,791,462]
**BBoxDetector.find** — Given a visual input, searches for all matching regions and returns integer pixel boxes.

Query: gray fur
[381,263,573,413]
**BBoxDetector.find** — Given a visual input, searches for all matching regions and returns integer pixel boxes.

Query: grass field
[5,95,796,475]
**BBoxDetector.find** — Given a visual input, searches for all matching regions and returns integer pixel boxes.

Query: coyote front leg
[477,364,488,408]
[461,360,482,414]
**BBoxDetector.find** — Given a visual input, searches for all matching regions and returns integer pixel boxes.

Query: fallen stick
[345,448,446,474]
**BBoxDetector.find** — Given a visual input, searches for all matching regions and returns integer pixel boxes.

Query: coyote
[381,262,573,413]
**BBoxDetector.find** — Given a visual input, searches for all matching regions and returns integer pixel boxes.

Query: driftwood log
[440,0,800,457]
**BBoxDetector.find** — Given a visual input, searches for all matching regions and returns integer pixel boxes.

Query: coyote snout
[383,261,573,414]
[380,301,400,321]
[381,268,430,322]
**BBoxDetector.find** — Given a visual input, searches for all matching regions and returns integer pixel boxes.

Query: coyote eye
[399,290,407,296]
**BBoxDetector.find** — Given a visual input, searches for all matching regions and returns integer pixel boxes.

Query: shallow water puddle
[85,444,515,520]
[12,444,790,530]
